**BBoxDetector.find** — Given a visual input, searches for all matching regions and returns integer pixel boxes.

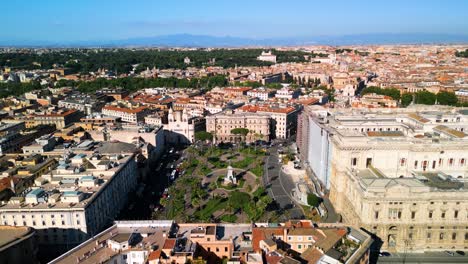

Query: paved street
[117,145,184,220]
[264,145,304,219]
[376,252,468,263]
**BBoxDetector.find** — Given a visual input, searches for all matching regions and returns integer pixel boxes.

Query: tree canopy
[455,49,468,58]
[0,48,311,74]
[55,75,228,94]
[307,193,321,207]
[360,86,401,100]
[195,131,213,142]
[231,128,250,136]
[436,91,458,106]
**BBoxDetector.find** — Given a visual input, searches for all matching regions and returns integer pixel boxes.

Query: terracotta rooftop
[408,113,430,123]
[240,104,296,114]
[434,125,467,138]
[300,248,324,264]
[163,238,176,250]
[252,227,284,251]
[147,249,162,261]
[102,105,147,114]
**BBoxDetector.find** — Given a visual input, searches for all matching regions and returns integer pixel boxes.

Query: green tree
[401,93,413,107]
[231,128,250,142]
[415,90,436,105]
[307,193,321,207]
[436,91,458,106]
[195,131,213,142]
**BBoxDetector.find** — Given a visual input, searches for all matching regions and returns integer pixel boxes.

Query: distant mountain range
[2,33,468,47]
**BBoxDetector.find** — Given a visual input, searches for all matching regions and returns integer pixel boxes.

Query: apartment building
[247,87,276,101]
[32,109,83,129]
[0,152,138,253]
[102,105,149,123]
[49,220,371,264]
[298,105,468,252]
[238,104,299,139]
[58,93,106,115]
[206,110,271,143]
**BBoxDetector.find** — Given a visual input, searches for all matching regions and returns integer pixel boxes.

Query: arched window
[460,158,465,166]
[400,158,406,167]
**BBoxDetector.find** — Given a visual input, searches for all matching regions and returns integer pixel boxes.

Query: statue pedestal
[224,165,237,185]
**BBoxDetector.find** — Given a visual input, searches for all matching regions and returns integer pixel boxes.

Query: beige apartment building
[300,105,468,253]
[206,110,270,143]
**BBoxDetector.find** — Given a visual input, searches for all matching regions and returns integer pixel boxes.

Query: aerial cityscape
[1,1,468,264]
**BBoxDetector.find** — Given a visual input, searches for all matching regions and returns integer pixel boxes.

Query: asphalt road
[264,144,304,219]
[377,252,468,263]
[118,146,183,220]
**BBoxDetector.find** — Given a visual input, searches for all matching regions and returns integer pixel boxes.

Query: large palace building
[298,105,468,252]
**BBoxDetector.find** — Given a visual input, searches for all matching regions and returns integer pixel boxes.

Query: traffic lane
[377,252,468,263]
[264,146,304,218]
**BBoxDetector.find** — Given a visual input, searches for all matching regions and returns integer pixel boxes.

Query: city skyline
[3,0,468,45]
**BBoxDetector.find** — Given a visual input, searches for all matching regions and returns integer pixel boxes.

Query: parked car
[444,251,455,256]
[456,250,465,256]
[379,251,391,257]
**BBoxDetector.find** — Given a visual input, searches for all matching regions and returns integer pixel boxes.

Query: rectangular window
[375,211,379,219]
[441,212,446,219]
[427,232,431,239]
[454,210,459,219]
[411,211,416,219]
[429,211,433,219]
[452,233,457,240]
[351,158,357,166]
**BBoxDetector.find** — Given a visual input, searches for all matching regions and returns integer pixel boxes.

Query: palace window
[400,158,406,167]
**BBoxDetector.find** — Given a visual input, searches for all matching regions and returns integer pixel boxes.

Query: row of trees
[455,49,468,58]
[195,128,265,144]
[55,75,228,93]
[0,81,42,98]
[361,86,461,107]
[400,90,459,107]
[0,49,312,74]
[360,86,401,100]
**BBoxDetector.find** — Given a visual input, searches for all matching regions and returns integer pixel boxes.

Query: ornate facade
[301,105,468,252]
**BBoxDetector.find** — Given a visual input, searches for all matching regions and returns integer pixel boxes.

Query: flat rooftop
[0,226,34,250]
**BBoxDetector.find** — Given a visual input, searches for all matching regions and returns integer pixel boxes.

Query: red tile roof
[240,105,296,114]
[102,105,147,114]
[147,249,162,261]
[163,238,176,249]
[252,227,284,252]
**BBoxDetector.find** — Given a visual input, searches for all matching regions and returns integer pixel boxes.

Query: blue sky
[3,0,468,42]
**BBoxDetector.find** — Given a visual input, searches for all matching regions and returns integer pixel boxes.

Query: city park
[153,128,322,223]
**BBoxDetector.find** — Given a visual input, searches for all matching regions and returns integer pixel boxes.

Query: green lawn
[220,214,238,223]
[195,198,227,221]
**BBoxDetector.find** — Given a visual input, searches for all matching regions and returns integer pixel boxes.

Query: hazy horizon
[3,0,468,45]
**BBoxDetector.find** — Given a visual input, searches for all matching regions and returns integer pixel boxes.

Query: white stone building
[0,152,138,250]
[257,51,276,63]
[165,108,205,144]
[298,105,468,253]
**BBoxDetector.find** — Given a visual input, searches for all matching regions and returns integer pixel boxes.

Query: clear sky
[3,0,468,42]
